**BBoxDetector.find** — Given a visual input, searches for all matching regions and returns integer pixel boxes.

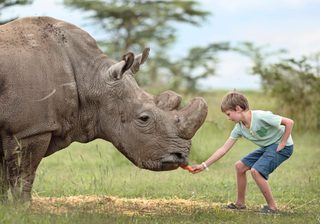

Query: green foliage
[235,43,320,131]
[0,0,32,24]
[260,57,320,130]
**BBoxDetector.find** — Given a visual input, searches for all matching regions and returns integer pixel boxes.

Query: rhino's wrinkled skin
[0,17,207,202]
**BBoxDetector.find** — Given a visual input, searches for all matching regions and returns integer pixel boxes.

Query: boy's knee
[235,161,248,173]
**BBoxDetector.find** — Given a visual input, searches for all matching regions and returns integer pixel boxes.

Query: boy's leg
[234,148,265,207]
[251,144,293,211]
[251,168,277,210]
[235,161,250,206]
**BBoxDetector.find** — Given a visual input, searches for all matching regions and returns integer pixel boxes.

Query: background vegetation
[1,0,319,132]
[65,0,320,131]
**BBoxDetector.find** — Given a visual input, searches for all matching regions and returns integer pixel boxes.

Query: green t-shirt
[230,110,293,147]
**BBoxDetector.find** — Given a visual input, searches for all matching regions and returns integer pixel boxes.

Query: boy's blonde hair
[221,92,249,112]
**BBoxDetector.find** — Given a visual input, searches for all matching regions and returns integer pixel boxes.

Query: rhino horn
[107,52,134,80]
[130,47,150,74]
[155,90,182,111]
[176,97,208,140]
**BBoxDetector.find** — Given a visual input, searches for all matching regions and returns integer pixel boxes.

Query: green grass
[1,91,319,223]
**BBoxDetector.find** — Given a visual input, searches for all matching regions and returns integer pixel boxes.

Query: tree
[64,0,210,58]
[0,0,32,25]
[151,42,230,92]
[63,0,216,88]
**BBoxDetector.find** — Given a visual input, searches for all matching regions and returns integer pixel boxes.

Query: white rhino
[0,16,207,202]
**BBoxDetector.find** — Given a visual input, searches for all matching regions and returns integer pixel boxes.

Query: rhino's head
[97,48,207,171]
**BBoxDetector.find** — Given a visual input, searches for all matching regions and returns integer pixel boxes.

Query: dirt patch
[31,196,221,216]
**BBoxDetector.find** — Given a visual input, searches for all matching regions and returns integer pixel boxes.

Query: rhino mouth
[142,152,188,171]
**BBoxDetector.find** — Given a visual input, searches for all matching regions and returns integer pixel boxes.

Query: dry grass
[32,195,221,216]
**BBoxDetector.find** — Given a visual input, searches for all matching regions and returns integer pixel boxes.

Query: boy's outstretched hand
[180,164,208,174]
[190,164,205,174]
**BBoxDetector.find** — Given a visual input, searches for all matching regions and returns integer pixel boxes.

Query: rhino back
[0,17,103,139]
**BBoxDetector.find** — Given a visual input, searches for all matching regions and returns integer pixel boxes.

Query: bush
[254,55,320,130]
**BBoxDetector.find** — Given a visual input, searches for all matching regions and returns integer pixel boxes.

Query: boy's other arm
[191,138,237,173]
[277,117,294,152]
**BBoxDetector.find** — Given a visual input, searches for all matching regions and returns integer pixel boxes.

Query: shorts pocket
[278,145,293,158]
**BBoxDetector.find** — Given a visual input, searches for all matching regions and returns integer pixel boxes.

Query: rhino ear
[131,48,150,74]
[122,52,135,72]
[108,52,134,80]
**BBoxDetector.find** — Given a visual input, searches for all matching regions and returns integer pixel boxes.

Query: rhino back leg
[0,137,9,203]
[2,132,51,203]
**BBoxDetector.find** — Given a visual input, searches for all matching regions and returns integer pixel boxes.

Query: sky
[2,0,320,90]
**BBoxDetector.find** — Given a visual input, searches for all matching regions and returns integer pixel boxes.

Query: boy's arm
[277,117,294,152]
[191,138,237,173]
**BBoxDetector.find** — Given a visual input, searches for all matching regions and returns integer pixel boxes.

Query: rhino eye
[139,115,149,122]
[135,112,154,132]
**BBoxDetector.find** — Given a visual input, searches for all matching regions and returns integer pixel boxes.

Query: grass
[1,91,319,223]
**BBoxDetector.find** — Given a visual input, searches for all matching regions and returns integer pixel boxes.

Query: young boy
[191,92,294,213]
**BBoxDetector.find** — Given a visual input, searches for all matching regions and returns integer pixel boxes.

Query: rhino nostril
[172,152,183,159]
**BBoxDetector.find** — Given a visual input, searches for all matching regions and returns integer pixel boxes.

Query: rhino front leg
[3,133,51,203]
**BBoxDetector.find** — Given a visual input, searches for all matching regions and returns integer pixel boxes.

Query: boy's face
[224,106,243,123]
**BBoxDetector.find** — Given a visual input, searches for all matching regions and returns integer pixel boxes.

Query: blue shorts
[241,144,293,180]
